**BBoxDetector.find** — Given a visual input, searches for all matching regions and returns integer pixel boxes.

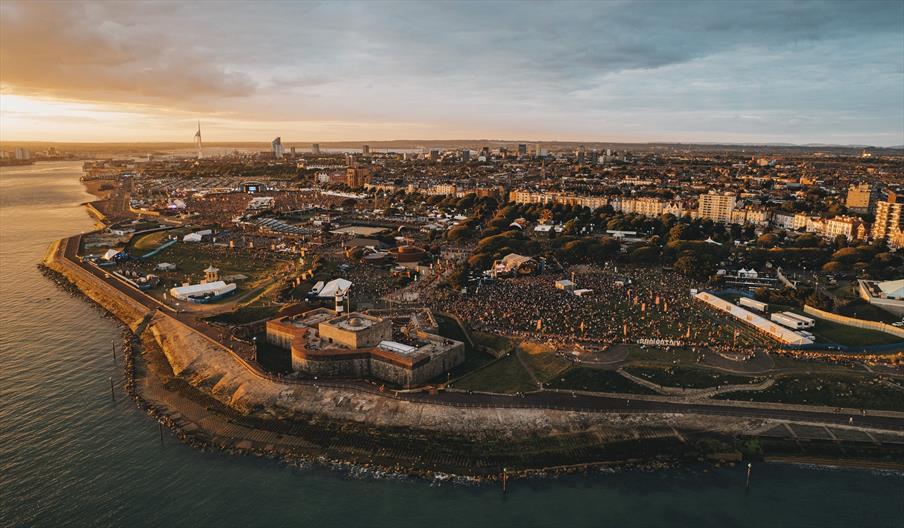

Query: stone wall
[803,305,904,339]
[293,355,371,379]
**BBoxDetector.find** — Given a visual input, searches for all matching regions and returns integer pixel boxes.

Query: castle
[265,308,465,388]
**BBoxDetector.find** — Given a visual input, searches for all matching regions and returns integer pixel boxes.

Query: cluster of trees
[752,285,832,310]
[821,244,901,279]
[437,196,900,287]
[465,230,543,270]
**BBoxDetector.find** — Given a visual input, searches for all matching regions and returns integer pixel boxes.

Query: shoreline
[31,178,904,480]
[35,260,693,481]
[37,252,904,480]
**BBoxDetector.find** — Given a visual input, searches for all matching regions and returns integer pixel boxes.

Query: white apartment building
[509,190,608,210]
[698,192,736,223]
[872,199,903,243]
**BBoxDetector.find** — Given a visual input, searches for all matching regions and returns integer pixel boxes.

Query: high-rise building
[346,166,372,189]
[429,149,440,162]
[362,144,371,156]
[312,143,321,154]
[272,137,284,158]
[460,149,470,162]
[846,182,878,213]
[518,144,527,157]
[534,143,543,157]
[698,192,736,223]
[872,193,903,243]
[194,121,203,159]
[575,145,585,163]
[14,148,30,160]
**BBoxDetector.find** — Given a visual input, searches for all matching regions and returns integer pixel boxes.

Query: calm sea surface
[1,161,902,528]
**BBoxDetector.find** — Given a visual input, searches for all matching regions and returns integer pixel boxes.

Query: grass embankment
[206,305,281,325]
[624,366,760,389]
[547,368,656,394]
[130,230,174,252]
[435,315,494,380]
[627,346,698,364]
[453,353,536,393]
[453,340,571,393]
[808,317,902,347]
[472,331,515,355]
[836,301,901,324]
[716,374,904,412]
[518,342,571,382]
[769,304,901,347]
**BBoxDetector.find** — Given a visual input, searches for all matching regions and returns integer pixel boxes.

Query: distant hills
[1,139,902,156]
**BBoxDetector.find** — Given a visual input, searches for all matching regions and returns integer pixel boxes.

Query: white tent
[878,279,904,299]
[102,249,122,261]
[183,229,212,243]
[317,278,352,298]
[169,280,236,301]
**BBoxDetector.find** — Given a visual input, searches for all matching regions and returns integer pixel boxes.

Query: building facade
[872,197,903,244]
[698,192,736,223]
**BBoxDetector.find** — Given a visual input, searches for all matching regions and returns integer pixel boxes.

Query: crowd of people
[434,265,780,354]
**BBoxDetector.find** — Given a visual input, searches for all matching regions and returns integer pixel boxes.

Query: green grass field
[142,242,277,278]
[472,331,516,355]
[716,374,904,412]
[518,342,571,382]
[546,368,656,394]
[626,346,699,364]
[624,366,759,388]
[453,354,536,393]
[436,316,497,381]
[836,300,900,323]
[130,230,172,251]
[809,316,902,347]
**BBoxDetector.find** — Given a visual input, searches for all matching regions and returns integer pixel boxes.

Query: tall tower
[194,121,203,159]
[272,137,284,158]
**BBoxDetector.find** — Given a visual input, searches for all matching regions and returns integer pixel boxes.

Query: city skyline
[1,0,903,145]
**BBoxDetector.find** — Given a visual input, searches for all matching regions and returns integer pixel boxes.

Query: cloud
[0,1,255,107]
[0,0,901,144]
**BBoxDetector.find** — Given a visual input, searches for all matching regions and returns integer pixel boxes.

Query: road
[59,234,904,433]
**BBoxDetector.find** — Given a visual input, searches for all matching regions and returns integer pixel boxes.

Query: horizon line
[1,138,901,149]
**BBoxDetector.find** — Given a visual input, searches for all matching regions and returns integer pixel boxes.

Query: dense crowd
[434,266,779,354]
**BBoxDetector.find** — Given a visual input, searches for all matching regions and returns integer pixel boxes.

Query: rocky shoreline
[37,259,710,483]
[37,259,904,483]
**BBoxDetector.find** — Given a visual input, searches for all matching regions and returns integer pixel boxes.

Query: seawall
[43,237,148,331]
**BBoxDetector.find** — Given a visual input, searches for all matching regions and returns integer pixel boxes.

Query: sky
[1,0,902,145]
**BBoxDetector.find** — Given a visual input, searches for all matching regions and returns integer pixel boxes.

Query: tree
[831,247,861,264]
[757,233,778,248]
[821,260,846,273]
[668,223,689,242]
[674,255,701,278]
